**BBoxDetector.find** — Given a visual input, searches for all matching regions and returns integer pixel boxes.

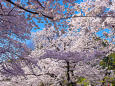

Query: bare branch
[36,0,45,9]
[5,0,115,21]
[5,0,53,20]
[7,7,15,15]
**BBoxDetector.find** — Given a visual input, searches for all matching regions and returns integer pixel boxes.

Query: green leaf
[77,77,86,83]
[102,42,107,47]
[100,53,115,70]
[77,77,89,86]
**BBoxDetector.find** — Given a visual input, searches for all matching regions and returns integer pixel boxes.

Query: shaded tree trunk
[65,60,76,86]
[66,60,70,83]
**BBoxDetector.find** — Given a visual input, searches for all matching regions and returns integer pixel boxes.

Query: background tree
[31,26,114,85]
[30,0,115,85]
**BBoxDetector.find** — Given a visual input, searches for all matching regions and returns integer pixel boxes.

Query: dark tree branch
[5,0,115,21]
[7,7,15,15]
[0,13,16,16]
[36,0,45,9]
[0,3,5,15]
[41,12,54,20]
[5,0,54,20]
[57,15,115,21]
[6,0,39,14]
[66,60,70,83]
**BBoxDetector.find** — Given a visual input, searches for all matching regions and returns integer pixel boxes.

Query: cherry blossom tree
[31,25,114,85]
[5,0,115,32]
[0,0,35,79]
[0,1,32,61]
[30,0,115,85]
[0,0,114,85]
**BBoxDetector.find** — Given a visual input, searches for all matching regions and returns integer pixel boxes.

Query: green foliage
[93,37,101,41]
[67,82,76,86]
[62,79,68,85]
[60,78,76,86]
[39,82,45,86]
[2,78,11,81]
[76,77,89,86]
[111,80,115,86]
[94,37,108,47]
[100,53,115,70]
[102,41,107,47]
[7,59,13,62]
[7,59,12,62]
[100,53,115,85]
[99,76,115,86]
